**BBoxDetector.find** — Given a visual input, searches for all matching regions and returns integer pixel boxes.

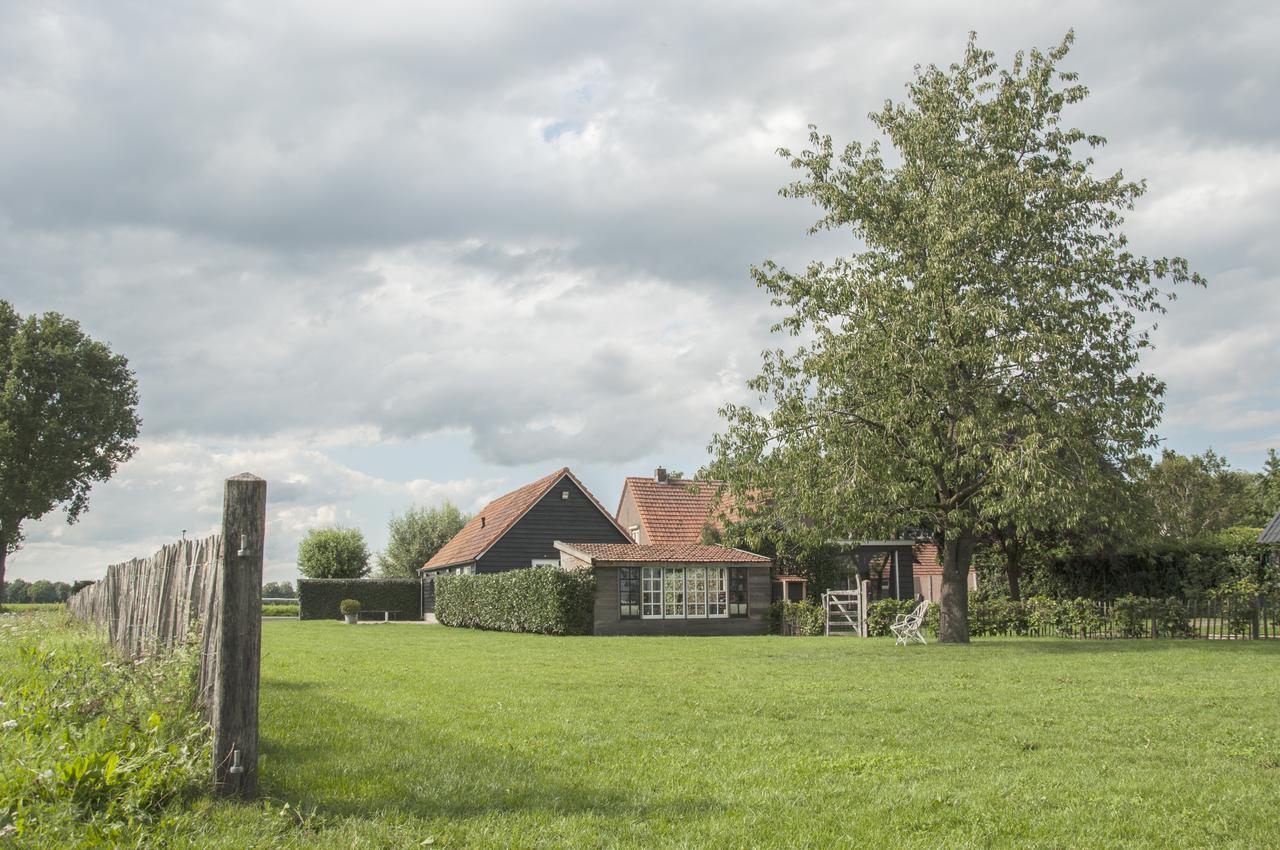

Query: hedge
[768,600,825,635]
[297,578,421,620]
[1037,529,1270,599]
[435,568,594,635]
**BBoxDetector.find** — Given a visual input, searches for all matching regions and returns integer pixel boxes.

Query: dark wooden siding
[477,477,630,573]
[592,563,771,636]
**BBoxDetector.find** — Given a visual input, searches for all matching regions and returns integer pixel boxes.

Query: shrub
[339,599,361,616]
[1210,575,1261,636]
[298,578,421,620]
[1062,598,1104,637]
[969,597,1028,636]
[1156,597,1195,638]
[297,527,371,579]
[1110,594,1149,639]
[769,600,826,636]
[260,603,299,617]
[1023,596,1062,634]
[865,599,916,637]
[435,568,595,635]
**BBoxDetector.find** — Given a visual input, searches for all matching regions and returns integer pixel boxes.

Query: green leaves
[376,504,470,578]
[711,31,1202,641]
[0,301,140,551]
[436,568,595,636]
[296,527,371,579]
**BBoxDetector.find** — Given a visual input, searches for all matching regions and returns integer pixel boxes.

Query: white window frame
[641,566,663,618]
[662,567,686,619]
[531,558,558,568]
[706,566,729,618]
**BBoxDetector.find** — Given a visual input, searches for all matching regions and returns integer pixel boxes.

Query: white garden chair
[891,600,930,646]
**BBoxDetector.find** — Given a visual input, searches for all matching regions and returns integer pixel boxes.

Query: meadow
[4,616,1279,848]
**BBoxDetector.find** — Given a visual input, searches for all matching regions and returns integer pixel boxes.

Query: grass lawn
[192,621,1280,848]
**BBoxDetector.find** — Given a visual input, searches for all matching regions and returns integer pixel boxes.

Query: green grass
[5,616,1279,848]
[0,603,66,613]
[235,622,1280,848]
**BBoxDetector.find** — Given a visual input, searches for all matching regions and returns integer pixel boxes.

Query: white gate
[824,580,869,637]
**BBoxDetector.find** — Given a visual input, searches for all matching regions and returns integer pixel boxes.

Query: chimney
[480,516,486,528]
[655,467,668,484]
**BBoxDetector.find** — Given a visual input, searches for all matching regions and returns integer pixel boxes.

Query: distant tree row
[294,503,469,580]
[2,578,93,604]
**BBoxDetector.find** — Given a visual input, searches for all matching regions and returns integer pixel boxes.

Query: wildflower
[2,719,18,730]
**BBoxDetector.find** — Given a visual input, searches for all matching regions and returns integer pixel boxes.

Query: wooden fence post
[211,473,267,798]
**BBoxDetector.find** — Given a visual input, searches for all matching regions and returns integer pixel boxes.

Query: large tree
[1143,449,1266,539]
[0,301,140,610]
[710,32,1199,642]
[376,503,469,578]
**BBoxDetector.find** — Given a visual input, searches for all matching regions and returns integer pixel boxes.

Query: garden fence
[966,597,1279,640]
[67,473,267,798]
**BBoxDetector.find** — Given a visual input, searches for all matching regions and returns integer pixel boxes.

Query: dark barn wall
[592,563,771,636]
[478,477,630,573]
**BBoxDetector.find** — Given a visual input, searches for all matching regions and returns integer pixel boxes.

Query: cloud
[2,1,1279,582]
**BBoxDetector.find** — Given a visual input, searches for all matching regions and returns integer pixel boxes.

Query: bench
[357,610,402,622]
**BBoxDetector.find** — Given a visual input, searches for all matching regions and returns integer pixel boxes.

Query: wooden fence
[67,473,267,798]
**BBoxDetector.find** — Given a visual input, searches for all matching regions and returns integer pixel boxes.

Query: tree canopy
[297,527,371,579]
[1142,449,1270,540]
[0,301,140,609]
[709,31,1200,642]
[376,503,470,578]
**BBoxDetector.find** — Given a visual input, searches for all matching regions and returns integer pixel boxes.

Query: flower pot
[344,614,358,624]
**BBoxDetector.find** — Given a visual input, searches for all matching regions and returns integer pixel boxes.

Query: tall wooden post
[212,473,267,798]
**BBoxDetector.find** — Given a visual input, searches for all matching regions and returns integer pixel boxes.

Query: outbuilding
[555,541,772,636]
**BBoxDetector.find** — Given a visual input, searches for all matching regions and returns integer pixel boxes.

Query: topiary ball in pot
[340,598,361,624]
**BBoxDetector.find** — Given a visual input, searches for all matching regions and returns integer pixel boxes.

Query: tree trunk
[939,529,976,644]
[1005,543,1023,602]
[0,542,8,613]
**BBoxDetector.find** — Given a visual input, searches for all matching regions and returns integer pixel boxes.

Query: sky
[4,0,1278,584]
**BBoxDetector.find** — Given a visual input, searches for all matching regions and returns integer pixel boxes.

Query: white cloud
[3,0,1279,587]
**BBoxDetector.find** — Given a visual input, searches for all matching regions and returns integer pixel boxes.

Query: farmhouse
[419,467,631,612]
[555,541,772,636]
[615,467,733,543]
[615,467,971,603]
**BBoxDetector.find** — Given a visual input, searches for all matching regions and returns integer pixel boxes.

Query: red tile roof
[910,542,973,576]
[556,542,770,564]
[618,477,736,545]
[422,468,626,571]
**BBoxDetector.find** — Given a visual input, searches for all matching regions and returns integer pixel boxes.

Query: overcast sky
[4,0,1278,583]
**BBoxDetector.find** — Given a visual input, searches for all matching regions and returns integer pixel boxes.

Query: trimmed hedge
[768,600,825,635]
[298,578,421,620]
[435,568,594,635]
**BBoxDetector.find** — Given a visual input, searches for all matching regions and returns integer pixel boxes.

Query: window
[619,567,640,619]
[531,558,558,568]
[663,567,685,618]
[638,566,745,620]
[629,524,641,543]
[707,567,728,618]
[729,568,748,617]
[641,567,663,618]
[686,567,707,617]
